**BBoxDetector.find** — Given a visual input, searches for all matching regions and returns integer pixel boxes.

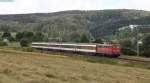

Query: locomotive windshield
[112,44,120,48]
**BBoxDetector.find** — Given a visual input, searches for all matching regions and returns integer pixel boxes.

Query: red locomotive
[32,42,121,57]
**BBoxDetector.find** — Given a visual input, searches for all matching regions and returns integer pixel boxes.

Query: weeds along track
[1,48,150,66]
[118,57,150,65]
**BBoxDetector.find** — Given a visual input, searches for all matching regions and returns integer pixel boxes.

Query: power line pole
[130,25,141,56]
[136,27,140,56]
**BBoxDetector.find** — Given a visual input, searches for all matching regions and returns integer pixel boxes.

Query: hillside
[0,49,150,83]
[0,9,150,40]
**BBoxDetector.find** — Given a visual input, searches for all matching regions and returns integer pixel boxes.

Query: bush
[20,38,30,47]
[141,50,150,57]
[142,34,150,49]
[80,34,90,43]
[119,39,133,49]
[22,47,34,52]
[121,48,136,55]
[0,41,8,46]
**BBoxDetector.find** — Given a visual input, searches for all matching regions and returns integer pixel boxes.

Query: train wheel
[112,54,120,58]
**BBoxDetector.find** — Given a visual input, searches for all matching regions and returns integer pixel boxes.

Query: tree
[23,32,34,41]
[141,34,150,57]
[16,31,34,42]
[70,33,81,42]
[93,38,103,43]
[2,32,14,42]
[142,34,150,50]
[119,39,136,55]
[33,32,44,42]
[2,32,11,39]
[80,34,90,43]
[16,32,24,41]
[119,39,133,49]
[20,38,30,47]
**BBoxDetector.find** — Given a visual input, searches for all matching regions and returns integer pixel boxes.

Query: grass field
[0,49,150,83]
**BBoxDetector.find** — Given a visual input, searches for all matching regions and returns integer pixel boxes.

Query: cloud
[38,0,116,12]
[0,0,38,14]
[115,0,150,10]
[0,0,150,14]
[38,0,150,13]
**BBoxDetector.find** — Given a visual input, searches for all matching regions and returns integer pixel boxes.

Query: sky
[0,0,150,14]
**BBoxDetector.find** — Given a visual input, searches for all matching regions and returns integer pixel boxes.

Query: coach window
[63,45,73,48]
[98,45,102,48]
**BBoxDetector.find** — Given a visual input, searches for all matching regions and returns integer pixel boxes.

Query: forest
[0,9,150,56]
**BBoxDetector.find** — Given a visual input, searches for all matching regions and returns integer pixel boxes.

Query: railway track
[118,57,150,65]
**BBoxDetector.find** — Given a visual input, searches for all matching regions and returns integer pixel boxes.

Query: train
[32,42,121,57]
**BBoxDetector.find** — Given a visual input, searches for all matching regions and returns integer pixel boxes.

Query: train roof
[32,42,120,47]
[32,42,96,47]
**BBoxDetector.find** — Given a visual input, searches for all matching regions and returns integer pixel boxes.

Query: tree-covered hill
[0,9,150,40]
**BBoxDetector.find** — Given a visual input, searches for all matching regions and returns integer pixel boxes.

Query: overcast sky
[0,0,150,14]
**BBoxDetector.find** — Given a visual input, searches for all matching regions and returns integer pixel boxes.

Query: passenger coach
[32,42,121,57]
